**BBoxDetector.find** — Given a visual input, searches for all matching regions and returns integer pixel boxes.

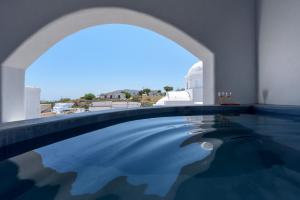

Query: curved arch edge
[1,7,215,122]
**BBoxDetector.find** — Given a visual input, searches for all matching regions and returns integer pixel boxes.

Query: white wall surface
[258,0,300,105]
[89,101,141,111]
[25,87,41,119]
[163,101,195,106]
[0,0,257,121]
[1,67,25,122]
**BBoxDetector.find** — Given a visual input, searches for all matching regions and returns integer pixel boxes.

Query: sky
[25,24,199,101]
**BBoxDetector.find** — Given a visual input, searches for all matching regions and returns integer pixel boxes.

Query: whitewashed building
[89,101,141,111]
[99,91,126,100]
[52,103,74,114]
[155,61,203,106]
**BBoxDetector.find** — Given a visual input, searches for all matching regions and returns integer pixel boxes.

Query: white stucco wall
[1,67,25,122]
[161,101,194,106]
[25,87,41,119]
[0,0,257,121]
[0,7,215,122]
[258,0,300,105]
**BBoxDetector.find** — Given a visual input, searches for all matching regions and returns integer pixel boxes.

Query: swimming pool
[1,113,300,200]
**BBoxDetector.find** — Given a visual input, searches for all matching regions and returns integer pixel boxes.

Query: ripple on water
[34,116,217,196]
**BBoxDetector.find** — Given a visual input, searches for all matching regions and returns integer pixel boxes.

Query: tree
[122,91,132,99]
[138,90,144,96]
[59,98,71,102]
[164,86,174,92]
[82,93,96,100]
[142,88,151,95]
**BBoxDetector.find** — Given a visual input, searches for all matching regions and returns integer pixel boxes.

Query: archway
[1,7,215,122]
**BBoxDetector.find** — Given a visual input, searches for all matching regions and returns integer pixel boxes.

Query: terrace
[1,0,300,199]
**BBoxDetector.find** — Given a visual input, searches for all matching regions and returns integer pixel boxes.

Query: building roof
[100,89,139,96]
[187,61,203,77]
[167,91,191,101]
[155,91,192,105]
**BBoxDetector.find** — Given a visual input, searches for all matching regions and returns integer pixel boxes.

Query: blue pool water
[1,114,300,200]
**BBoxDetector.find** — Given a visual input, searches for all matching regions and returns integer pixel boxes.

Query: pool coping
[253,104,300,117]
[0,105,251,160]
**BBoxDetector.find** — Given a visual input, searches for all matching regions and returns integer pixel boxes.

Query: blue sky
[26,24,199,100]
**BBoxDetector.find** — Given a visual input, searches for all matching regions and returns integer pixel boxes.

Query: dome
[187,61,203,77]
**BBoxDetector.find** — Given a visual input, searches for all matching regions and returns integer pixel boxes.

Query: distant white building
[99,91,126,100]
[155,61,203,106]
[89,101,113,111]
[25,86,41,119]
[89,101,141,111]
[52,103,74,114]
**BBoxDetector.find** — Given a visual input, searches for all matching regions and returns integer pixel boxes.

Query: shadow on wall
[262,89,269,104]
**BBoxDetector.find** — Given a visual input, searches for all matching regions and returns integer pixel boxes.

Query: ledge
[0,105,251,160]
[253,104,300,117]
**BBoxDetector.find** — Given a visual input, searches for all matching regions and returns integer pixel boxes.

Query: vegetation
[132,95,141,102]
[164,86,174,92]
[141,95,163,107]
[143,88,151,95]
[59,98,71,102]
[122,91,132,99]
[42,86,170,110]
[138,88,151,96]
[81,93,96,100]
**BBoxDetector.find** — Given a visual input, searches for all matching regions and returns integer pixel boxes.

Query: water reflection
[1,116,221,200]
[175,115,300,200]
[2,114,300,200]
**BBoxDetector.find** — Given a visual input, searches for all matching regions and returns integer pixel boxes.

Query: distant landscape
[40,86,184,116]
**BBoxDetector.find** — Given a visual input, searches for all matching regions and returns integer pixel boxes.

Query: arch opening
[1,7,215,122]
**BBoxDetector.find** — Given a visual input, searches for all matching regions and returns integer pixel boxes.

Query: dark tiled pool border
[0,105,251,160]
[253,104,300,117]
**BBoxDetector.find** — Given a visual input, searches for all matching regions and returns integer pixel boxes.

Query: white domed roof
[187,61,203,77]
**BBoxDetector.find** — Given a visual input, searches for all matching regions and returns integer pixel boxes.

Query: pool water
[1,114,300,200]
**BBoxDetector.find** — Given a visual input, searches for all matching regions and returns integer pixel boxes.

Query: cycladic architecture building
[155,61,203,106]
[52,103,74,114]
[1,0,300,122]
[185,61,204,104]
